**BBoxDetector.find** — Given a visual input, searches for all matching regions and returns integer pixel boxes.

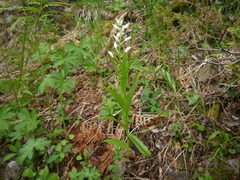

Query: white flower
[114,42,118,49]
[123,36,131,42]
[113,35,119,42]
[122,23,130,31]
[116,18,123,26]
[116,32,123,38]
[124,47,132,53]
[113,24,120,30]
[108,51,114,58]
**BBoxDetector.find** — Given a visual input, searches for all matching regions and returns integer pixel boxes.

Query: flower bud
[124,47,132,53]
[113,24,120,30]
[122,23,130,30]
[116,18,123,26]
[114,42,118,49]
[124,36,131,42]
[108,51,114,58]
[113,35,119,42]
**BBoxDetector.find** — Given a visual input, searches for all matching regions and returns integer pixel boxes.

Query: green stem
[58,89,66,131]
[17,20,28,103]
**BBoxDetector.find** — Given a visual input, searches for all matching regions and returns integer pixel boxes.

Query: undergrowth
[0,0,239,179]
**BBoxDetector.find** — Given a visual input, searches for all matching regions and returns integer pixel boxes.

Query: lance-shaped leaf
[127,134,151,157]
[162,69,176,92]
[208,130,222,142]
[107,88,126,111]
[126,76,139,109]
[101,116,128,131]
[109,57,119,77]
[119,57,128,95]
[103,138,129,149]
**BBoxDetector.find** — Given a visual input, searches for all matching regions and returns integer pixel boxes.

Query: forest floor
[0,1,239,180]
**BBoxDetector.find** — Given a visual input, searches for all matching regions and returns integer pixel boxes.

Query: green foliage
[1,0,98,179]
[104,139,129,149]
[3,141,22,162]
[1,0,239,179]
[7,108,41,141]
[35,38,93,129]
[22,165,37,178]
[100,94,121,116]
[47,140,72,163]
[198,174,213,180]
[141,87,162,113]
[183,92,201,106]
[105,0,127,10]
[170,122,182,138]
[161,68,177,92]
[32,42,51,63]
[22,164,60,179]
[104,18,151,157]
[192,123,205,132]
[36,165,59,180]
[39,71,75,95]
[0,106,16,136]
[68,163,101,180]
[127,134,151,157]
[52,40,92,72]
[0,78,18,94]
[207,130,240,161]
[37,39,93,97]
[107,147,124,180]
[17,137,51,164]
[4,0,66,104]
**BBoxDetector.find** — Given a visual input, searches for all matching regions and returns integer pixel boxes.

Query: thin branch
[160,149,186,180]
[195,46,240,55]
[0,7,22,12]
[218,13,240,44]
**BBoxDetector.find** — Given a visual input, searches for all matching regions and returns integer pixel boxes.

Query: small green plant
[106,0,126,10]
[161,67,177,93]
[47,140,72,164]
[37,40,92,95]
[37,40,93,129]
[207,130,239,161]
[22,165,60,179]
[8,0,66,104]
[100,94,121,117]
[1,106,72,179]
[198,174,213,180]
[102,17,151,157]
[107,147,125,180]
[0,106,16,138]
[35,165,59,180]
[7,108,42,142]
[170,122,182,138]
[183,92,201,106]
[192,122,205,132]
[17,137,51,164]
[182,142,194,153]
[1,108,51,165]
[141,87,162,113]
[68,149,101,179]
[68,162,101,180]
